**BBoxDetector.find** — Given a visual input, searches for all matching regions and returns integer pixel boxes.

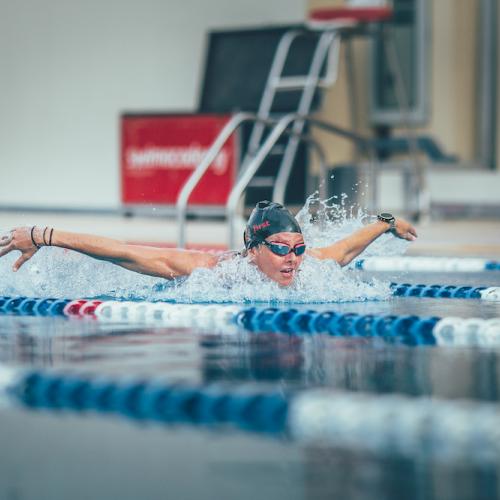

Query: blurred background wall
[308,0,494,170]
[309,0,480,167]
[0,0,304,210]
[308,0,500,214]
[0,0,499,213]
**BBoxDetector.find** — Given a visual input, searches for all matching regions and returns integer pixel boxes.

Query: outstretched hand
[0,227,40,271]
[393,218,418,241]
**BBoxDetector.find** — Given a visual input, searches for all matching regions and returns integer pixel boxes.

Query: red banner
[121,114,237,205]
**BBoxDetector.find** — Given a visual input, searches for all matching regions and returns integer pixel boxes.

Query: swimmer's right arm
[0,226,219,279]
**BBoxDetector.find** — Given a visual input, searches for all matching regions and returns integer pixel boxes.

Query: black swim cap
[244,201,302,249]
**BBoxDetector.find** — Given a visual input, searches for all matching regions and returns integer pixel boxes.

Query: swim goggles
[261,240,307,256]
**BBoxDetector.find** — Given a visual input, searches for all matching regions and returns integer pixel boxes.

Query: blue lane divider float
[356,256,500,272]
[389,283,498,299]
[2,367,288,435]
[236,308,500,347]
[0,296,72,316]
[1,365,500,465]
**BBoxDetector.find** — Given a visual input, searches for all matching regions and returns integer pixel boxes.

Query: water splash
[0,195,408,303]
[296,191,409,257]
[0,247,160,300]
[155,253,391,303]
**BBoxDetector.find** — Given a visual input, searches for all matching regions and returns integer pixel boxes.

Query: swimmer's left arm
[308,218,417,267]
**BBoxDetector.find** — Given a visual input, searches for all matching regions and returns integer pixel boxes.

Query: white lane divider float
[93,301,241,331]
[289,389,500,463]
[357,256,495,272]
[433,317,500,347]
[480,287,500,301]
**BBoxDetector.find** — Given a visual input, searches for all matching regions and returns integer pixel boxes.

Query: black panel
[199,25,324,114]
[238,121,308,206]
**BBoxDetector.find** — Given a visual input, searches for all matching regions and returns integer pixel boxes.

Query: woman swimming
[0,201,417,287]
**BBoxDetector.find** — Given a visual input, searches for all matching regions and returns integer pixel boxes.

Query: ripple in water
[0,194,408,303]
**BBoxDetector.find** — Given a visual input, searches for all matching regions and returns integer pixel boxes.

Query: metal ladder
[176,19,416,248]
[243,29,341,205]
[176,28,342,248]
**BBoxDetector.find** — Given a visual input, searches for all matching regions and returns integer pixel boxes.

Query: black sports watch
[377,212,396,232]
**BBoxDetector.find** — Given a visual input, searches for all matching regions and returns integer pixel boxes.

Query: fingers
[0,232,12,247]
[0,243,14,258]
[402,228,417,241]
[13,253,31,272]
[394,219,418,241]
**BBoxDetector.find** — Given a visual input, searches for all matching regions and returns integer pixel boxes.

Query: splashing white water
[0,195,408,303]
[155,253,391,303]
[296,191,409,257]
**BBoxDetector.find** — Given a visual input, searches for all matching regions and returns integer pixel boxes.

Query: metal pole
[476,0,498,169]
[176,113,255,248]
[382,24,430,221]
[227,114,297,249]
[273,32,338,205]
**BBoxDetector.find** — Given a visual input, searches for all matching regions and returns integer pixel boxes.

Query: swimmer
[0,201,417,287]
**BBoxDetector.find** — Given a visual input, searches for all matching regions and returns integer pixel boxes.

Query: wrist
[31,226,55,248]
[375,219,391,233]
[376,213,396,233]
[30,226,42,249]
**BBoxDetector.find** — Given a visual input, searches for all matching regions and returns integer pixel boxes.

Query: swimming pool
[0,256,499,500]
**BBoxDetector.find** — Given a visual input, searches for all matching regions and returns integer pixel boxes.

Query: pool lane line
[1,296,500,346]
[0,283,499,320]
[356,256,500,272]
[0,283,499,321]
[389,283,500,299]
[0,297,71,316]
[237,308,500,347]
[1,365,500,465]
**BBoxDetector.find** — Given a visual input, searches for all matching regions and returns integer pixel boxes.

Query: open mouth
[280,268,295,278]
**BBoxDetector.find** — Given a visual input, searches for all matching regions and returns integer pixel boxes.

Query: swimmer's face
[249,232,305,287]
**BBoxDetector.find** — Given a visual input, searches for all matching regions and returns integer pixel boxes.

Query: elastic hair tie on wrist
[42,227,49,246]
[30,226,41,249]
[49,228,54,246]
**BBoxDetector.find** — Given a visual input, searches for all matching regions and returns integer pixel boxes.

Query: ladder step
[247,145,284,156]
[247,176,275,188]
[270,144,285,155]
[271,76,312,90]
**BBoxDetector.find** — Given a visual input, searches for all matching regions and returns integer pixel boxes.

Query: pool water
[1,198,499,500]
[0,267,499,500]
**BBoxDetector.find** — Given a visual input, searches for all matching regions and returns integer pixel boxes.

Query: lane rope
[1,365,499,465]
[0,282,498,321]
[1,296,500,346]
[356,256,500,272]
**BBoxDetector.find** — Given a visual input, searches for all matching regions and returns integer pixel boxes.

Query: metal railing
[226,114,373,249]
[176,112,287,248]
[175,110,376,249]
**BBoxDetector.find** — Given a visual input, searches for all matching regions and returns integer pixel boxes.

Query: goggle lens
[264,241,306,256]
